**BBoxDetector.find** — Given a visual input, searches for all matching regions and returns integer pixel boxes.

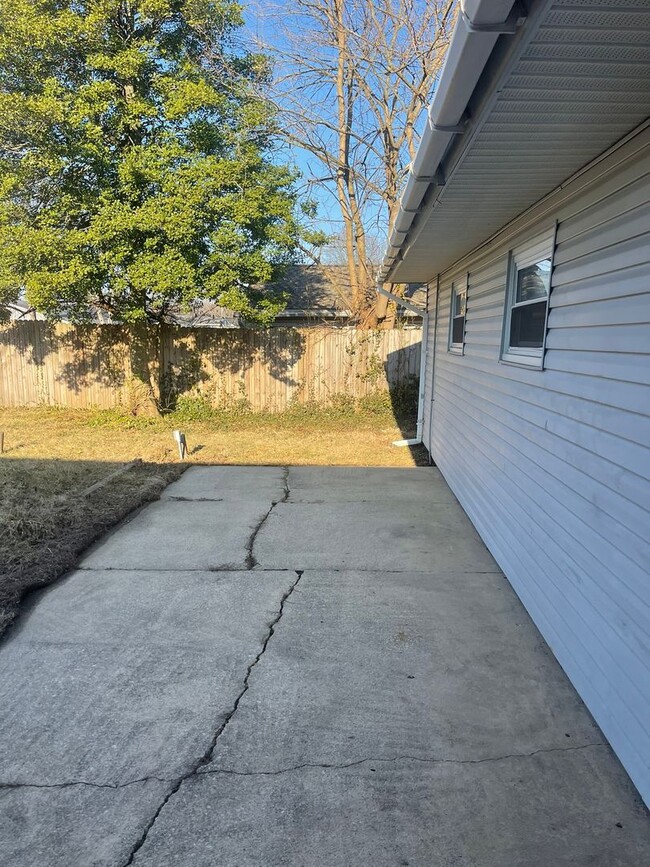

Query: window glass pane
[509,299,546,349]
[458,289,466,316]
[452,314,465,346]
[516,259,551,303]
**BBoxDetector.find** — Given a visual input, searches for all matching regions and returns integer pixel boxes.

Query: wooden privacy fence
[0,323,421,412]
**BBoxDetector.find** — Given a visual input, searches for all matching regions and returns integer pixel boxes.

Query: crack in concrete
[0,776,171,792]
[165,496,224,502]
[75,565,503,575]
[245,466,290,570]
[75,566,297,573]
[202,742,609,778]
[0,743,607,797]
[119,566,304,866]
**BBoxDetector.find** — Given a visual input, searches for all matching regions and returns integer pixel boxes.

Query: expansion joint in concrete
[245,466,290,569]
[120,565,303,866]
[202,742,609,778]
[165,496,224,502]
[0,775,171,792]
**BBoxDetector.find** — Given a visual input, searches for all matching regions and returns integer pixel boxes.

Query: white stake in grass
[172,429,187,459]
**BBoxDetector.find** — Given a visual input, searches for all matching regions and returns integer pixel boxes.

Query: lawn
[0,400,427,637]
[0,399,425,466]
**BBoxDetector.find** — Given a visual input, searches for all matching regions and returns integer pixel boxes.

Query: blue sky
[239,0,448,265]
[241,0,397,263]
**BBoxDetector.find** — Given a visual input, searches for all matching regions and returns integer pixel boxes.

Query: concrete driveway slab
[1,465,648,866]
[132,752,649,867]
[0,781,169,867]
[13,568,287,646]
[255,500,498,571]
[162,465,286,502]
[0,570,295,786]
[205,569,602,773]
[79,499,267,570]
[287,465,457,504]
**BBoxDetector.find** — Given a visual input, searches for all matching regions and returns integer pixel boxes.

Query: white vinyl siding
[425,127,650,804]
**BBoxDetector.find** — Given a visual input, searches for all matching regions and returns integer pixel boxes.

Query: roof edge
[379,0,533,285]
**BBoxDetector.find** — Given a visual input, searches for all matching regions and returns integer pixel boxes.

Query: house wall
[425,125,650,803]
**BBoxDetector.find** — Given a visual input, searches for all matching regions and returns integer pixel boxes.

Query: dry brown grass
[0,403,426,637]
[0,454,184,637]
[0,403,426,467]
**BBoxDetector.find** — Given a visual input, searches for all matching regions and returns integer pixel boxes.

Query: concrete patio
[0,465,648,866]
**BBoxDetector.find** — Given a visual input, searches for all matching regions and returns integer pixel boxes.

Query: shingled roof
[168,264,424,327]
[269,264,425,320]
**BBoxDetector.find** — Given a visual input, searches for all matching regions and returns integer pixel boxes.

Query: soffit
[390,0,650,282]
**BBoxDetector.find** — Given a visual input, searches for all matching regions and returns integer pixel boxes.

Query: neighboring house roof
[167,303,240,328]
[6,269,425,330]
[170,265,424,327]
[267,264,353,320]
[269,264,424,320]
[6,301,45,321]
[381,0,650,283]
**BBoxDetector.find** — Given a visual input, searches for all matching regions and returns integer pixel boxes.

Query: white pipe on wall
[374,288,428,447]
[392,310,428,448]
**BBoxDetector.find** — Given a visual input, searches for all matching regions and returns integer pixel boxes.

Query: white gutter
[378,0,523,283]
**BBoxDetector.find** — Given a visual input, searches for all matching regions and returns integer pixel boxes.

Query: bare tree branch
[254,0,454,324]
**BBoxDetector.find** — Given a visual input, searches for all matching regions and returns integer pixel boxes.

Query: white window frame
[448,275,467,354]
[500,227,556,369]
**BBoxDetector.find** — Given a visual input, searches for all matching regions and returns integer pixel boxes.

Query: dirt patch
[0,457,185,638]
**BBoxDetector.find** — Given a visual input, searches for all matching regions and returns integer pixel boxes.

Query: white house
[379,1,650,804]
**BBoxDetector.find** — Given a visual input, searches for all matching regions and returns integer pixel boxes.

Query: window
[501,230,555,367]
[449,278,467,353]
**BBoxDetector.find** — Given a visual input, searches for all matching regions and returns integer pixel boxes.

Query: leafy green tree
[0,0,321,326]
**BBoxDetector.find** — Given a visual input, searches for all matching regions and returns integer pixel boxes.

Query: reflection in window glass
[450,281,467,349]
[510,299,547,348]
[516,259,551,303]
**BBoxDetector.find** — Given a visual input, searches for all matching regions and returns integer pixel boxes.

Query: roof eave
[379,0,536,285]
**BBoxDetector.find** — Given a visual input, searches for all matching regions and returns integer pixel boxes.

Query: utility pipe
[392,309,429,447]
[375,286,428,447]
[376,284,424,317]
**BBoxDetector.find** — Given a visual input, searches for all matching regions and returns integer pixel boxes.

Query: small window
[501,231,555,367]
[449,278,467,353]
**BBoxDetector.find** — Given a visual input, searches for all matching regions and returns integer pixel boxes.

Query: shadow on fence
[0,322,422,414]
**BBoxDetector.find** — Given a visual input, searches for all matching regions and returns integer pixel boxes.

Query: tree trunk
[375,193,401,323]
[128,325,161,416]
[333,0,361,311]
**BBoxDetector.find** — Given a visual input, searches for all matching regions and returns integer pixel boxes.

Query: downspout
[392,312,428,447]
[427,275,441,464]
[376,285,427,448]
[415,310,428,444]
[376,0,526,447]
[378,0,524,283]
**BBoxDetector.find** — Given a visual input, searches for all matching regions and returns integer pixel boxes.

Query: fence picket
[0,323,422,412]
